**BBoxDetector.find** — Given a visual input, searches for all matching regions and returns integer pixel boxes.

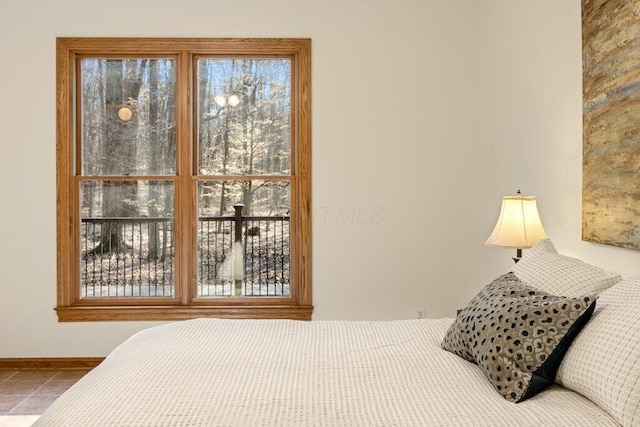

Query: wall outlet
[415,308,425,319]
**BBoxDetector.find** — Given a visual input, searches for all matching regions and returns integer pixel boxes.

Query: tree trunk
[148,60,161,259]
[95,59,147,254]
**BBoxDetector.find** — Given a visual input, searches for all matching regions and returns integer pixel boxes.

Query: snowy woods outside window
[56,38,311,321]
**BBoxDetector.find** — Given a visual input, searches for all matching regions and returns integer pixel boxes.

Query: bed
[36,240,640,426]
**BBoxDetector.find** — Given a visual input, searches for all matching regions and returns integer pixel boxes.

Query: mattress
[35,318,618,426]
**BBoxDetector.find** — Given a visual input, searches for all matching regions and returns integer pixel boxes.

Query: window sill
[55,305,313,322]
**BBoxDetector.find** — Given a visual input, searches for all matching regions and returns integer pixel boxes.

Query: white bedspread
[35,318,618,426]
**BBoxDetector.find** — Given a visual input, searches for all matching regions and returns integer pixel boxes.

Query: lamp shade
[485,193,547,249]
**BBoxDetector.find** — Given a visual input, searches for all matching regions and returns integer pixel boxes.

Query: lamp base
[513,248,523,263]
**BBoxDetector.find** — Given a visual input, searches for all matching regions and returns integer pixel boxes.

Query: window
[56,38,312,321]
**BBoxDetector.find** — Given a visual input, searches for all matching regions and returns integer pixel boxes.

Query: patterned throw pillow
[512,239,621,296]
[441,272,596,402]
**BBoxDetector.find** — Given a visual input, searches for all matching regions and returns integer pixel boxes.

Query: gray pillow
[441,272,596,402]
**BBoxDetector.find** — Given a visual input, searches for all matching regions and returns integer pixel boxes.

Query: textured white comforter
[35,318,618,426]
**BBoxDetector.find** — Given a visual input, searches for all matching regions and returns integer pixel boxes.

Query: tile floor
[0,369,90,427]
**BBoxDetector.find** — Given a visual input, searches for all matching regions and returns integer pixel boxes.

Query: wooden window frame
[56,38,312,321]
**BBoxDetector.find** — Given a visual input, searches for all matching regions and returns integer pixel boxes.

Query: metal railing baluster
[80,213,289,298]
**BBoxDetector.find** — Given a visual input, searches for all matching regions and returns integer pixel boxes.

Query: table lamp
[485,190,547,262]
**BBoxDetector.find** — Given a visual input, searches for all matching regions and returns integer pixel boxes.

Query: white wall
[0,0,638,357]
[480,0,640,276]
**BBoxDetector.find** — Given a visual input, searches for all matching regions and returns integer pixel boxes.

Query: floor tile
[10,395,59,415]
[0,374,17,384]
[0,382,45,397]
[0,368,92,424]
[0,397,26,415]
[9,372,57,382]
[52,369,90,380]
[34,379,78,395]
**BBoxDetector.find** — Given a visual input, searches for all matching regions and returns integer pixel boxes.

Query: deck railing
[80,205,290,298]
[198,204,290,297]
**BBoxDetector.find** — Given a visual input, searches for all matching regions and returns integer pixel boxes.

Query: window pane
[80,58,176,176]
[197,180,290,297]
[80,180,174,298]
[197,59,291,176]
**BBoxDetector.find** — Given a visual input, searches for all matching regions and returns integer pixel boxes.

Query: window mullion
[176,51,193,305]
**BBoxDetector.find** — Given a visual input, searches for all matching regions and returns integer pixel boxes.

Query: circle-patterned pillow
[441,272,596,402]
